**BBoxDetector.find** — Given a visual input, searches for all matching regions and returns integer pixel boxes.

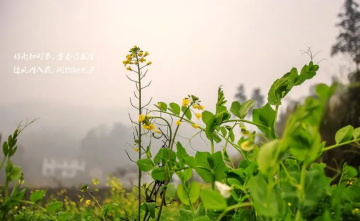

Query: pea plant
[124,46,360,221]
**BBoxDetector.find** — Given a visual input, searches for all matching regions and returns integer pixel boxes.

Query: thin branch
[141,81,152,90]
[130,97,140,110]
[126,75,138,83]
[141,97,153,109]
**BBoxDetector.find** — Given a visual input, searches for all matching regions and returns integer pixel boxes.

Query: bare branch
[126,75,138,83]
[141,80,152,90]
[130,97,139,110]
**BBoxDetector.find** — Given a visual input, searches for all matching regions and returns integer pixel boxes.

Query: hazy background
[0,0,353,187]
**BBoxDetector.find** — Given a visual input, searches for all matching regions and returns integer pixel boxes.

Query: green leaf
[182,106,192,120]
[195,151,227,183]
[247,175,284,218]
[344,165,358,178]
[230,101,241,118]
[258,140,282,175]
[137,158,155,172]
[335,125,354,144]
[189,181,200,203]
[183,168,193,182]
[151,167,166,181]
[177,142,189,160]
[180,208,194,221]
[30,190,45,203]
[239,99,255,119]
[157,102,167,111]
[46,201,63,213]
[200,189,227,210]
[177,184,190,205]
[6,164,21,182]
[165,184,176,200]
[252,103,276,139]
[195,152,213,183]
[2,142,8,156]
[202,111,214,124]
[169,102,181,115]
[353,127,360,139]
[57,212,72,221]
[184,156,197,168]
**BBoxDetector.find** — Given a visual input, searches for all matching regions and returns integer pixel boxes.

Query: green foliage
[3,49,360,221]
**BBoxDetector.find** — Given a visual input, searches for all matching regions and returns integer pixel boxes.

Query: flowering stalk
[124,46,152,221]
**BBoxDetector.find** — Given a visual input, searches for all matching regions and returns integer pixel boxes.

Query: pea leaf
[335,125,354,144]
[169,103,181,115]
[252,103,276,139]
[200,189,227,210]
[137,158,155,172]
[189,181,200,203]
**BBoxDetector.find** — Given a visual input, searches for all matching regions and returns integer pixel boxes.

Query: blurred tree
[319,0,360,181]
[331,0,360,68]
[235,84,247,104]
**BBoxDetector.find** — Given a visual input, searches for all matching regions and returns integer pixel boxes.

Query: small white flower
[215,181,232,198]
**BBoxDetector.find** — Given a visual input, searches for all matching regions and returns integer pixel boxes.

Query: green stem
[216,202,253,221]
[223,119,268,130]
[16,200,47,212]
[322,138,360,152]
[156,104,192,221]
[295,164,307,221]
[86,189,103,211]
[0,156,6,172]
[137,54,142,221]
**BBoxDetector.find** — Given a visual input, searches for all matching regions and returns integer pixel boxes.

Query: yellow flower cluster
[92,178,99,186]
[123,46,151,71]
[176,120,182,126]
[195,113,202,120]
[193,104,204,110]
[353,208,359,214]
[182,98,191,107]
[85,199,91,206]
[348,180,354,186]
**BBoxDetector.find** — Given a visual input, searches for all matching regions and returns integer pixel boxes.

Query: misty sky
[0,0,353,140]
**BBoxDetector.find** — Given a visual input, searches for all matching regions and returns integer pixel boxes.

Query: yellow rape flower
[135,61,138,64]
[147,61,152,65]
[195,113,202,120]
[134,147,139,152]
[198,105,204,110]
[85,200,91,205]
[149,124,155,130]
[176,120,182,126]
[158,102,162,108]
[123,60,129,66]
[192,124,199,129]
[139,57,146,63]
[182,98,190,107]
[139,115,146,122]
[126,54,132,59]
[14,206,18,210]
[288,202,291,206]
[154,129,161,134]
[138,51,143,57]
[193,104,198,109]
[92,178,99,186]
[146,114,151,119]
[144,51,149,57]
[126,66,132,71]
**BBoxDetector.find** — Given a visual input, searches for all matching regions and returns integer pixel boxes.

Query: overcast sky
[0,0,353,139]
